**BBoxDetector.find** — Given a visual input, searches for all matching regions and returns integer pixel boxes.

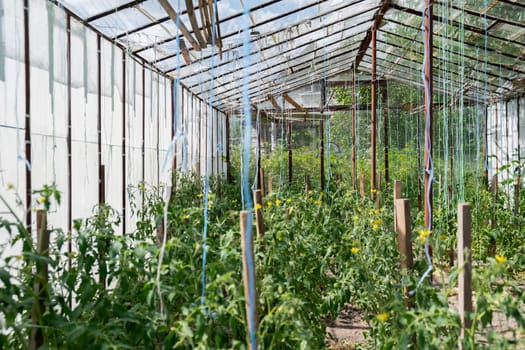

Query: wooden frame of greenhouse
[0,0,524,349]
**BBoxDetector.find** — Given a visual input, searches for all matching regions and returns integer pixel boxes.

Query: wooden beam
[185,0,207,47]
[282,93,305,112]
[268,95,281,110]
[354,0,391,71]
[159,0,201,51]
[179,39,192,65]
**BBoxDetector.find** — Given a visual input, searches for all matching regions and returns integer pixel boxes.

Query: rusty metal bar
[351,67,356,191]
[24,0,31,229]
[97,35,103,204]
[288,121,292,184]
[383,86,389,184]
[122,53,127,234]
[66,14,73,267]
[371,27,377,199]
[320,79,326,192]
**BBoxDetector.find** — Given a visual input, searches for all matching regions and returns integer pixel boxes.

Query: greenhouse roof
[54,0,525,113]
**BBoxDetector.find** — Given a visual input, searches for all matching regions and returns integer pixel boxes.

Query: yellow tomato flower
[353,215,359,222]
[267,201,273,208]
[372,223,379,231]
[255,203,262,210]
[377,312,389,322]
[374,218,382,225]
[418,229,432,243]
[39,196,46,204]
[315,200,322,205]
[275,199,282,206]
[373,209,380,215]
[286,198,291,204]
[371,188,377,194]
[495,255,506,264]
[351,247,359,254]
[197,193,203,198]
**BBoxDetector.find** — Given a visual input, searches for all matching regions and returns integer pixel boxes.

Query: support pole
[351,67,357,191]
[515,177,521,217]
[122,53,127,234]
[66,14,73,263]
[359,172,365,198]
[394,199,413,306]
[371,28,377,200]
[490,175,497,256]
[320,79,326,192]
[305,175,311,193]
[288,121,292,184]
[457,203,473,347]
[423,0,433,235]
[267,173,273,194]
[24,0,31,230]
[394,180,402,231]
[226,113,231,182]
[259,168,266,198]
[253,190,265,247]
[383,87,389,185]
[97,35,103,205]
[31,210,50,350]
[240,211,258,350]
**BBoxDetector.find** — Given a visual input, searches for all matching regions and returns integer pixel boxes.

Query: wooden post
[394,199,413,306]
[304,175,311,193]
[320,118,325,192]
[383,87,389,185]
[423,0,433,233]
[259,168,266,198]
[267,173,273,194]
[240,211,258,350]
[253,190,265,246]
[31,210,50,350]
[394,180,402,200]
[359,172,365,198]
[394,180,402,230]
[457,203,473,347]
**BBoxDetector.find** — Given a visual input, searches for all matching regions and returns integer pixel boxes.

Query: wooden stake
[259,168,266,198]
[457,203,473,347]
[359,172,365,198]
[304,175,311,193]
[267,173,273,194]
[394,180,402,231]
[253,190,265,247]
[394,180,402,200]
[394,199,413,307]
[240,211,258,350]
[31,210,50,350]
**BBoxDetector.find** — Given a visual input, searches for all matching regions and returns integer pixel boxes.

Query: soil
[325,270,525,349]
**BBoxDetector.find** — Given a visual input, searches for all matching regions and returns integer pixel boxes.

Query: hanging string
[241,2,257,348]
[412,2,434,292]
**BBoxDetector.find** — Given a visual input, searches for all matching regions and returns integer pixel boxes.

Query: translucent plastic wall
[0,0,174,245]
[175,86,228,178]
[487,96,525,187]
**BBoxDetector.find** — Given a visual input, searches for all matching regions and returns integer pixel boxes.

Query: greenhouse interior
[0,0,524,348]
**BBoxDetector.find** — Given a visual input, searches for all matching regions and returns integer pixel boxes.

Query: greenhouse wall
[487,96,525,186]
[0,1,176,247]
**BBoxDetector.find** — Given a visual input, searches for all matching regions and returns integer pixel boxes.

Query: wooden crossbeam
[268,95,281,110]
[185,0,207,47]
[159,0,201,51]
[179,39,192,65]
[283,93,305,112]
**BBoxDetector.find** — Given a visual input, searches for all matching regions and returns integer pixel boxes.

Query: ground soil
[325,269,525,349]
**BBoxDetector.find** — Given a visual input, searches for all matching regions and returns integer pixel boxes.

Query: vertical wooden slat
[394,198,413,307]
[253,190,265,247]
[259,168,266,197]
[423,0,433,233]
[515,177,521,217]
[267,172,273,194]
[31,210,50,350]
[393,180,402,230]
[304,175,311,193]
[457,203,472,347]
[359,172,365,198]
